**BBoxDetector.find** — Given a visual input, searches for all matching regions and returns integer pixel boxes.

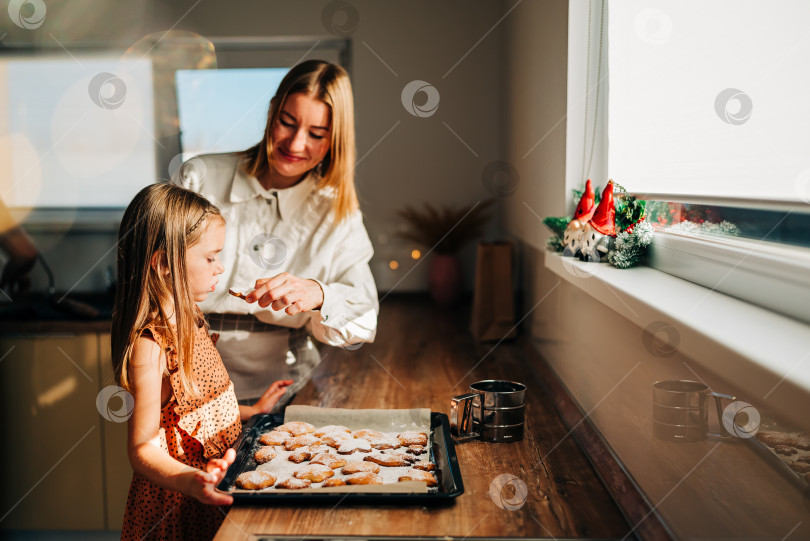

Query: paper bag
[469,241,517,341]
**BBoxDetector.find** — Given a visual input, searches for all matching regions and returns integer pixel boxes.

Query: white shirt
[174,152,379,348]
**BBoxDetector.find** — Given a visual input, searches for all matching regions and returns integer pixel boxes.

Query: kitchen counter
[215,294,634,540]
[0,293,113,333]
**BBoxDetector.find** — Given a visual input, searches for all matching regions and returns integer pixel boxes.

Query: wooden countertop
[215,295,631,539]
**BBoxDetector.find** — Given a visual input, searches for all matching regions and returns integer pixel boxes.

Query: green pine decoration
[612,181,647,232]
[542,216,571,237]
[607,220,653,268]
[542,216,571,253]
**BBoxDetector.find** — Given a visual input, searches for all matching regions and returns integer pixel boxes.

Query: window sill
[544,251,810,428]
[649,231,810,325]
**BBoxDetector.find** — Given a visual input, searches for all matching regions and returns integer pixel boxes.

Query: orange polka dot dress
[121,316,242,541]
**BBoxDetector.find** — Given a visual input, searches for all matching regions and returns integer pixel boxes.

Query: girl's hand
[185,448,236,505]
[246,273,324,315]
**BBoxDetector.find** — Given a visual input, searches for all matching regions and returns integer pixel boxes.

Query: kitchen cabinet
[0,330,130,531]
[98,334,132,530]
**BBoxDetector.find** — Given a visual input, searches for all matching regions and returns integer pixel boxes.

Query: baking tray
[746,428,810,495]
[217,411,464,503]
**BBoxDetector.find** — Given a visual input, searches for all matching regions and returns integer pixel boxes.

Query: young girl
[112,184,291,540]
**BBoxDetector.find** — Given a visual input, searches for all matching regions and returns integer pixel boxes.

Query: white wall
[502,0,569,340]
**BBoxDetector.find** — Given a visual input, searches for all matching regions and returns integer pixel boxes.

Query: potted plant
[396,199,493,305]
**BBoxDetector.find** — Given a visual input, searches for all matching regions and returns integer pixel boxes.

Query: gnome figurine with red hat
[580,181,617,262]
[562,179,596,258]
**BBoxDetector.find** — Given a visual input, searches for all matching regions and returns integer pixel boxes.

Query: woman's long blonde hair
[242,59,358,223]
[111,183,222,399]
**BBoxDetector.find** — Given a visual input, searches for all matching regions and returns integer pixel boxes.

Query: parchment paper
[231,406,434,494]
[284,405,431,433]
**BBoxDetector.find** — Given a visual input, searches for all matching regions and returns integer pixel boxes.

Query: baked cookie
[369,436,399,450]
[757,431,798,448]
[412,461,436,472]
[254,446,277,464]
[285,434,320,451]
[398,431,428,447]
[342,461,380,474]
[795,435,810,451]
[322,478,347,487]
[774,445,798,456]
[797,455,810,464]
[276,477,311,490]
[353,429,383,440]
[398,469,438,487]
[311,453,347,469]
[294,463,335,483]
[337,438,373,454]
[277,421,316,436]
[259,430,292,446]
[346,472,383,485]
[308,444,334,455]
[405,445,425,455]
[289,447,313,463]
[235,470,276,490]
[228,288,248,300]
[314,425,351,437]
[790,461,810,474]
[322,433,353,448]
[364,452,414,467]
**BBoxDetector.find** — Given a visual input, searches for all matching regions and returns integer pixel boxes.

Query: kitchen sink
[0,294,114,321]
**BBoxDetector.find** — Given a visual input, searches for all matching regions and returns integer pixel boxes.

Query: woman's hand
[254,379,293,413]
[184,448,236,506]
[246,273,324,315]
[239,379,293,421]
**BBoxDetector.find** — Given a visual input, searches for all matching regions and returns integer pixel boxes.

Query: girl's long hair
[242,59,358,223]
[111,183,221,399]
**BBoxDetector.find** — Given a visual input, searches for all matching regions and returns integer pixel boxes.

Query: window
[609,0,810,206]
[0,54,155,211]
[603,0,810,323]
[175,68,288,158]
[172,35,350,162]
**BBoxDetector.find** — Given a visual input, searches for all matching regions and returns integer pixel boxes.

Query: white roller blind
[608,0,810,205]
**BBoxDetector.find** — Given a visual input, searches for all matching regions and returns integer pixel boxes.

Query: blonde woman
[174,60,378,404]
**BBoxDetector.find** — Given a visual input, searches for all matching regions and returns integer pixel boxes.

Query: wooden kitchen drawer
[97,332,132,530]
[0,334,105,530]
